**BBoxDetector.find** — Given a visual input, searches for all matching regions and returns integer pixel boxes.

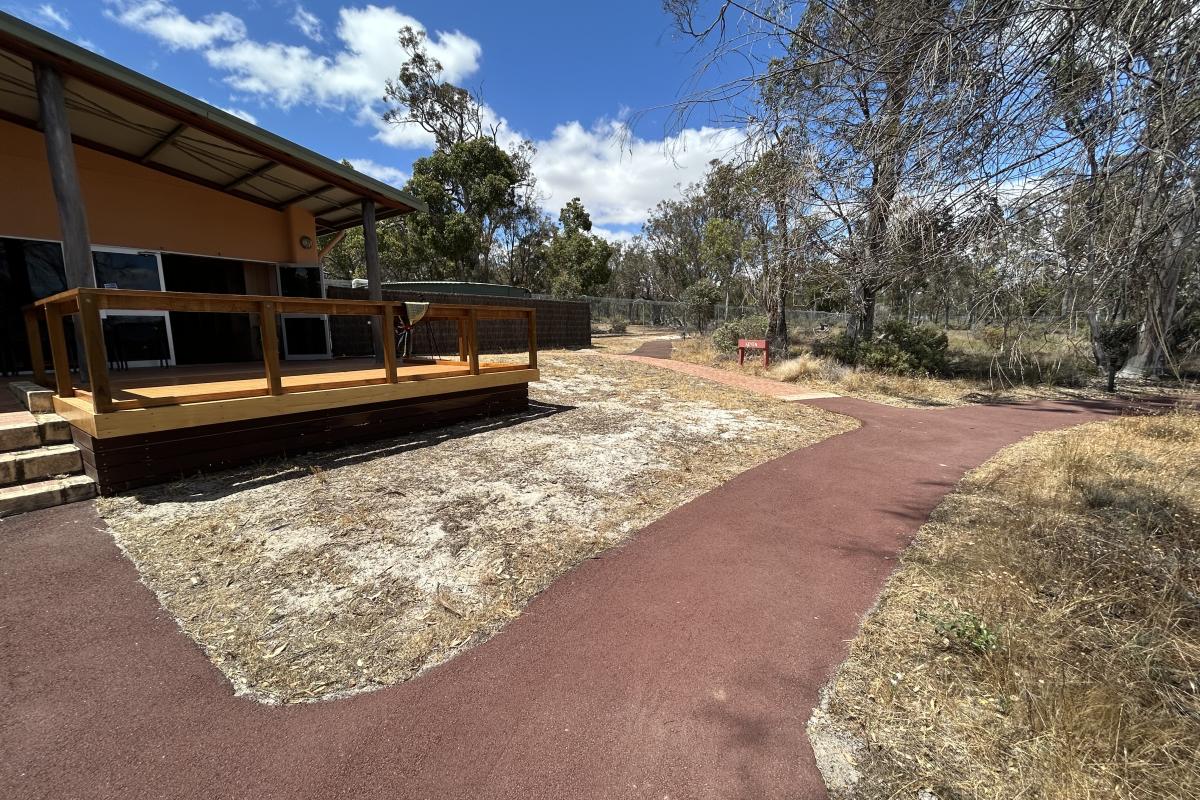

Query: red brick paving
[613,351,837,400]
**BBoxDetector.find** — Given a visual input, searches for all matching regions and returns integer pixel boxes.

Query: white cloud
[101,2,746,232]
[220,105,258,124]
[290,4,323,42]
[530,120,746,227]
[37,3,69,29]
[105,0,245,50]
[591,225,639,244]
[198,96,258,124]
[106,2,481,116]
[346,158,408,187]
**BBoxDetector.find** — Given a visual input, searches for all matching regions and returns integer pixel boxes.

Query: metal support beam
[362,199,385,364]
[139,122,186,163]
[222,160,277,191]
[276,182,335,209]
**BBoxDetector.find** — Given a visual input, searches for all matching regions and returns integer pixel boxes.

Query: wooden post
[362,199,385,364]
[44,304,74,397]
[77,291,112,412]
[260,301,283,395]
[456,317,468,363]
[527,309,538,369]
[467,308,480,375]
[23,307,48,386]
[34,63,95,383]
[382,304,398,383]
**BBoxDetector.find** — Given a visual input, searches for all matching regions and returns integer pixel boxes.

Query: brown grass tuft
[811,410,1200,799]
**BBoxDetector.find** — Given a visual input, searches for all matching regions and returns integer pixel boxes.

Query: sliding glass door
[92,248,176,368]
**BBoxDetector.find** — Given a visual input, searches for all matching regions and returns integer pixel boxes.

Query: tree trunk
[1119,246,1184,378]
[849,281,878,343]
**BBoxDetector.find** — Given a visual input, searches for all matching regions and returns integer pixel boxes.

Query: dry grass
[678,335,1197,408]
[97,350,853,704]
[810,410,1200,799]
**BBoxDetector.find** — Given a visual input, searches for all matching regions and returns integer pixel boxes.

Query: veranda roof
[0,12,425,234]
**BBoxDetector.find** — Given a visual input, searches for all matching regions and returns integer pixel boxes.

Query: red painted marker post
[737,338,769,368]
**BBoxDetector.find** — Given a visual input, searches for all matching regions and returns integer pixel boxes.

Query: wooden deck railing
[25,287,537,413]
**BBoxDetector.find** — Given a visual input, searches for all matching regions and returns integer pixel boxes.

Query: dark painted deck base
[73,384,530,495]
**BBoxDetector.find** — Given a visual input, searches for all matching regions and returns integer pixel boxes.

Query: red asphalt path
[1,396,1133,800]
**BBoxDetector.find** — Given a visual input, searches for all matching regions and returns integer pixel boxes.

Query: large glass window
[92,251,163,291]
[1,238,69,375]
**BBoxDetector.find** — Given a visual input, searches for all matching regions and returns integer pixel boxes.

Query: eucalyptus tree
[669,0,992,343]
[381,26,542,284]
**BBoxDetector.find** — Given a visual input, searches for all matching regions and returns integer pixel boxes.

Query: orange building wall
[0,119,317,265]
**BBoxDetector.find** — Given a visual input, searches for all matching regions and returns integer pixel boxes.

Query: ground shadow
[126,400,576,505]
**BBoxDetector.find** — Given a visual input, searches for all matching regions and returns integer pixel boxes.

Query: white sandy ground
[98,351,855,703]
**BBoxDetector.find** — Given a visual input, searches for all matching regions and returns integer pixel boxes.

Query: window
[92,251,163,291]
[92,248,175,367]
[279,265,323,298]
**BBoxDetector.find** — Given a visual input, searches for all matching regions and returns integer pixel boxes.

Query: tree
[546,198,614,297]
[680,278,722,332]
[381,26,542,285]
[402,138,522,282]
[663,0,1199,377]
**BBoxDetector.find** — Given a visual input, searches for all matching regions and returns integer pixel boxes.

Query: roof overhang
[0,12,426,234]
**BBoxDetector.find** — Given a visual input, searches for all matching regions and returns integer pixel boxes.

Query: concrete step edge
[7,380,55,413]
[0,474,96,518]
[0,444,84,487]
[0,418,41,453]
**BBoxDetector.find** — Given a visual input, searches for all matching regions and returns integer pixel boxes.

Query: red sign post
[737,338,769,368]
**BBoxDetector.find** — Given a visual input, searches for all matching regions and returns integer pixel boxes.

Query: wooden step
[0,474,96,518]
[0,444,83,487]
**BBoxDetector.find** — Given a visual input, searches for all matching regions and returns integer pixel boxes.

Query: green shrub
[609,316,629,334]
[813,320,949,376]
[877,319,950,375]
[712,314,770,352]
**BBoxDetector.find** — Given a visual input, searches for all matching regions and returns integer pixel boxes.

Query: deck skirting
[73,383,529,495]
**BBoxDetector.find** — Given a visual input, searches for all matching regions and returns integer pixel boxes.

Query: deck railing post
[77,291,113,412]
[44,303,74,398]
[23,307,48,386]
[527,309,538,370]
[467,308,480,375]
[259,301,283,395]
[382,303,398,383]
[456,317,467,363]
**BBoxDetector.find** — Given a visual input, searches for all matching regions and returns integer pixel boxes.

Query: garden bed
[98,350,854,704]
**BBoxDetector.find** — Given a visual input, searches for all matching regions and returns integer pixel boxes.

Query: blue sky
[3,1,747,240]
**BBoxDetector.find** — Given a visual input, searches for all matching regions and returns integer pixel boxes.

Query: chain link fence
[540,295,1086,335]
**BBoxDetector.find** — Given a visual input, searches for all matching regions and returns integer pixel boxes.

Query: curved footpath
[1,391,1142,799]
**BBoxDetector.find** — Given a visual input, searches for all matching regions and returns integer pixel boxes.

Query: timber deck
[24,289,540,493]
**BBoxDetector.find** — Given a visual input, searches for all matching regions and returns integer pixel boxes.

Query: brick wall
[326,286,591,357]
